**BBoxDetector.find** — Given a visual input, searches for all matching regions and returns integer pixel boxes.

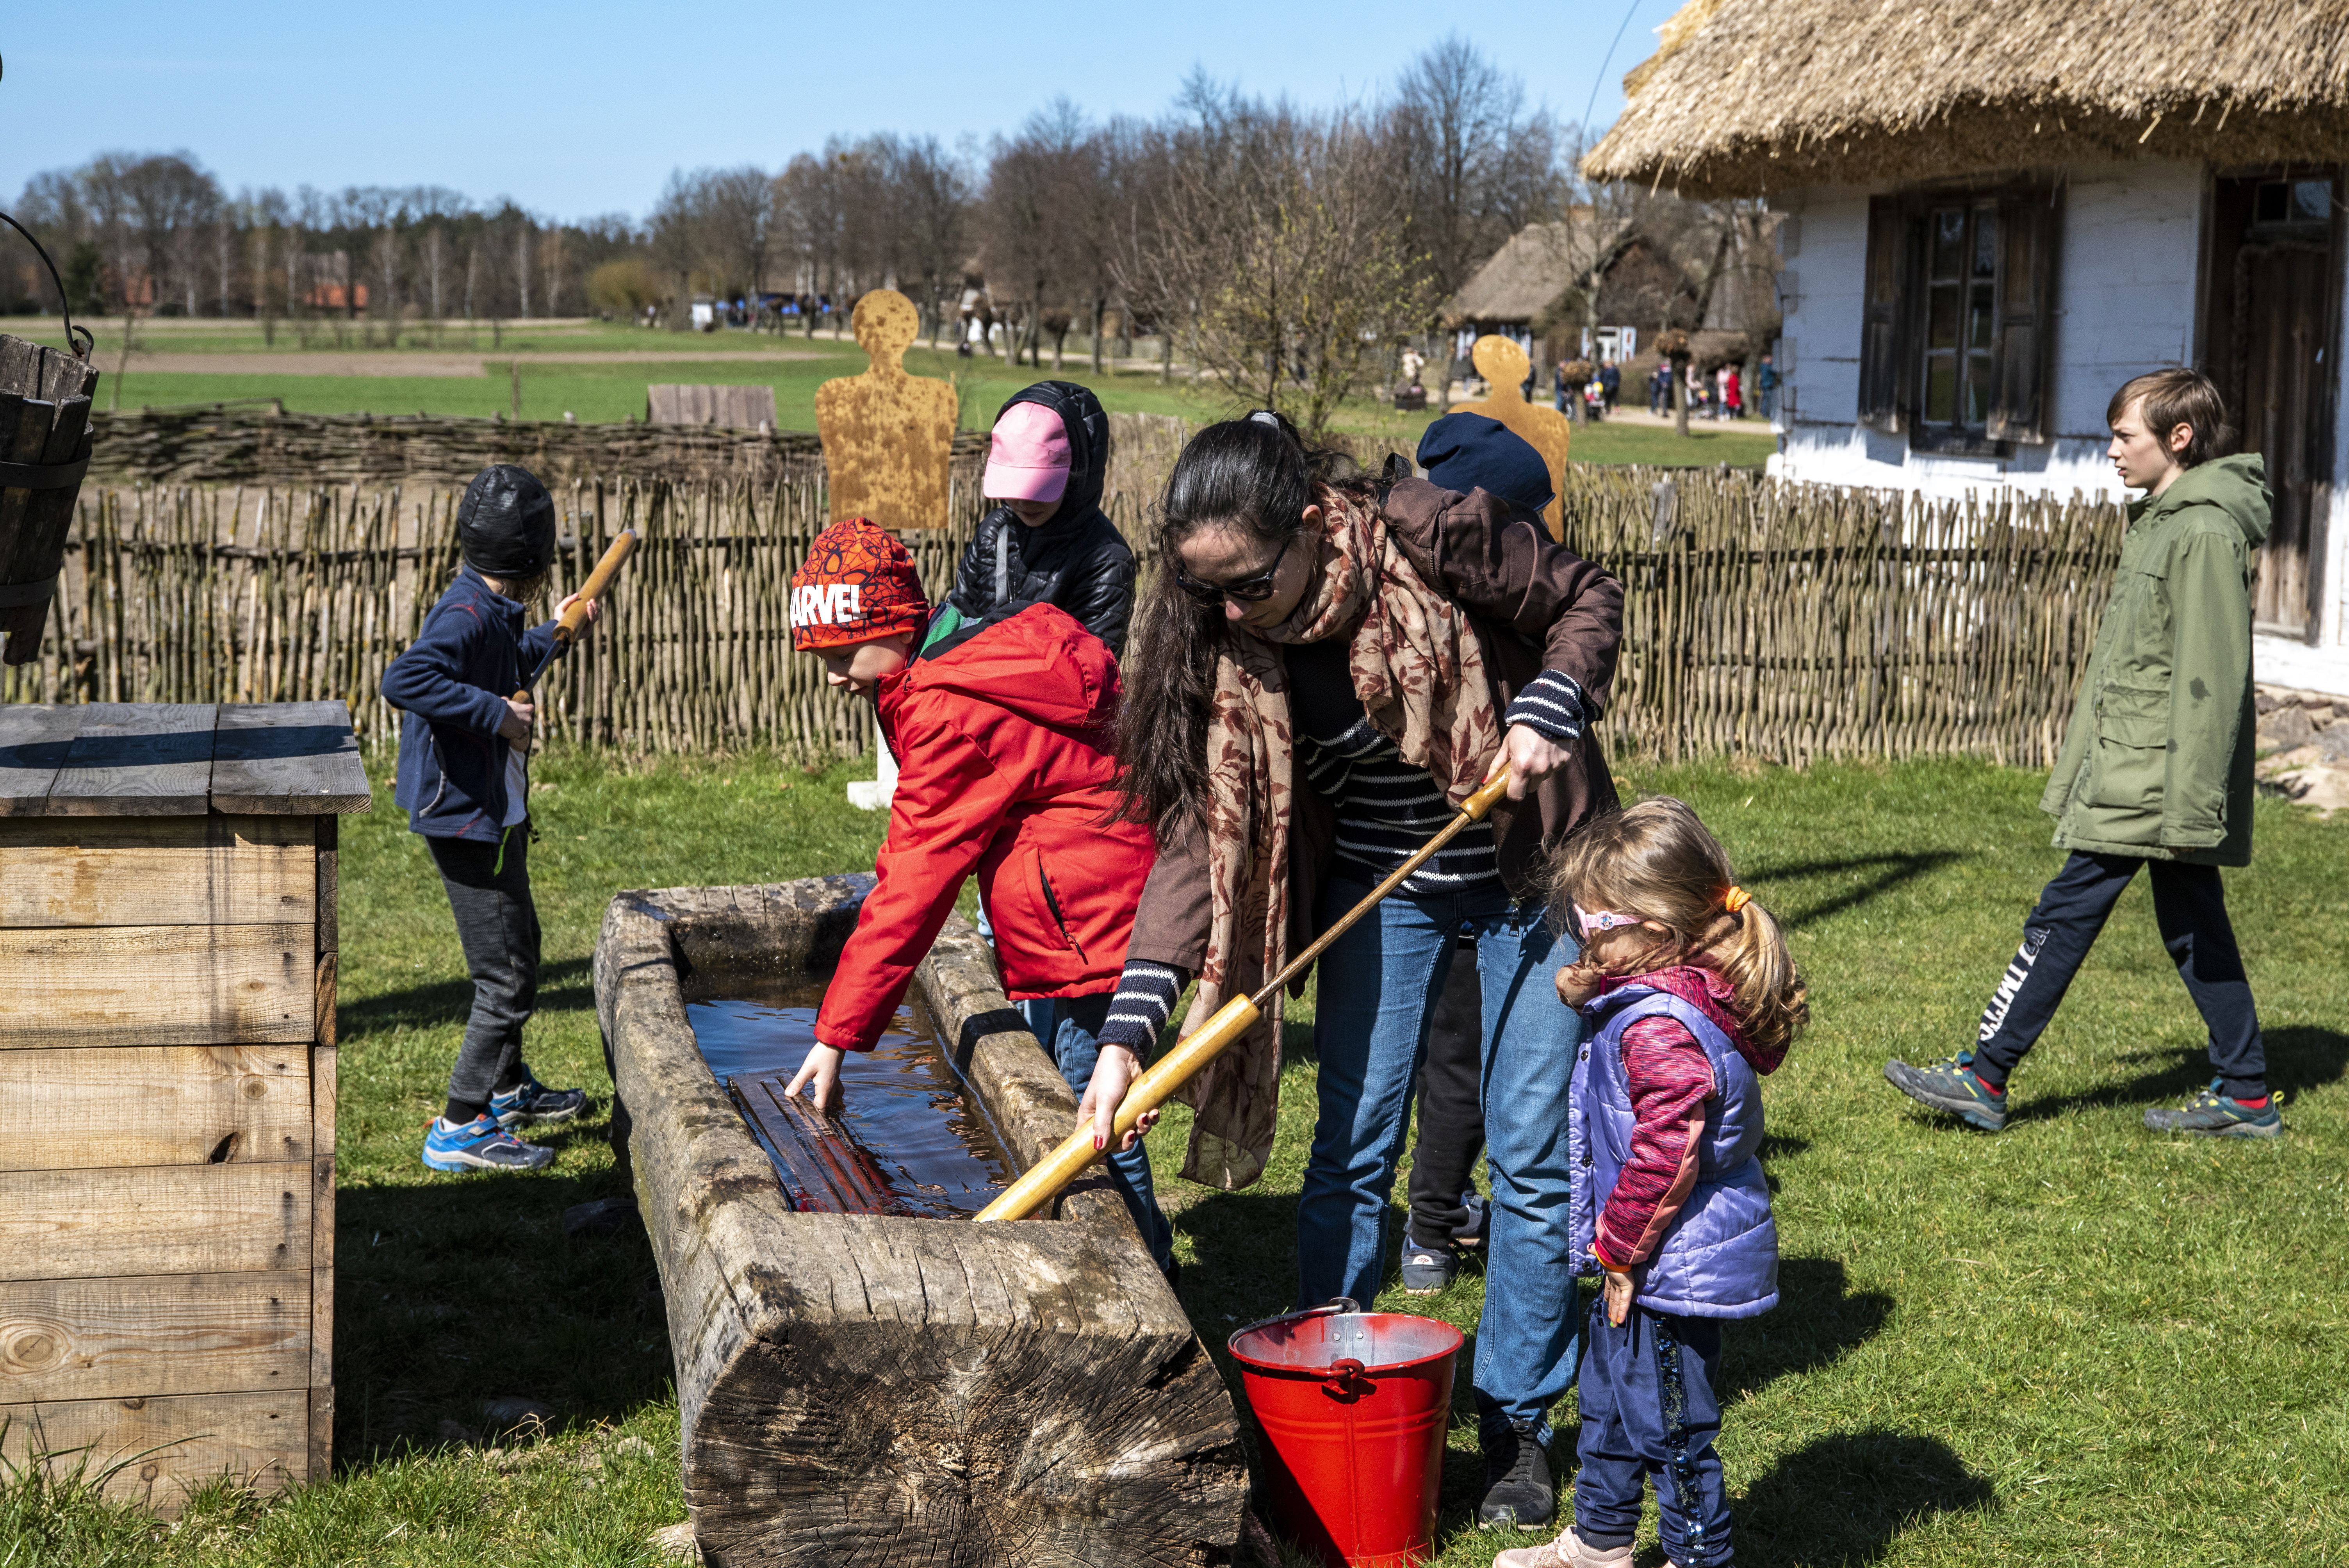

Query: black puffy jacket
[948,381,1138,659]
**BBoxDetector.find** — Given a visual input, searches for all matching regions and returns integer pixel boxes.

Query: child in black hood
[946,382,1137,658]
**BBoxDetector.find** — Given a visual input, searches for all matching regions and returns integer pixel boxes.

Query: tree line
[4,38,1735,432]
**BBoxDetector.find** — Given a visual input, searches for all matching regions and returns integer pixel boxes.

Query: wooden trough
[593,878,1248,1566]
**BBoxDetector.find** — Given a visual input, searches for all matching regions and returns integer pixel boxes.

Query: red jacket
[816,604,1156,1051]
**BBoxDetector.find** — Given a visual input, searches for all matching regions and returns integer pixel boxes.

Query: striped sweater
[1093,657,1589,1057]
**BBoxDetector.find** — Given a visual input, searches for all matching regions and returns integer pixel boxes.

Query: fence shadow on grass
[2013,1025,2349,1124]
[1734,1429,1994,1565]
[340,955,595,1035]
[1756,850,1966,931]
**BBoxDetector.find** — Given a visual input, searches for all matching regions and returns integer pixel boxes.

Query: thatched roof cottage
[1587,0,2349,682]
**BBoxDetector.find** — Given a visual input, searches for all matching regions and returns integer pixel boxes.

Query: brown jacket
[1128,477,1624,976]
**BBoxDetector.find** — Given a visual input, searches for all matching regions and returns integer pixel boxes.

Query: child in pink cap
[945,382,1137,658]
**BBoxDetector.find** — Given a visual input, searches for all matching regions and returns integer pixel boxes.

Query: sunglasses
[1173,531,1296,606]
[1572,902,1652,941]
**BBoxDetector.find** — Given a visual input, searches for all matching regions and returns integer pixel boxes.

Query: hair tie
[1722,886,1751,914]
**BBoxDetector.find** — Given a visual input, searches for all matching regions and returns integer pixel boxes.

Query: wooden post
[0,702,368,1511]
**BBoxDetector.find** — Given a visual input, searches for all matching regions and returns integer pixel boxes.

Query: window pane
[1930,209,1965,280]
[1926,355,1957,422]
[1928,284,1960,348]
[1973,208,1999,276]
[1968,283,1996,348]
[2295,180,2332,223]
[1967,354,1995,424]
[2255,181,2289,224]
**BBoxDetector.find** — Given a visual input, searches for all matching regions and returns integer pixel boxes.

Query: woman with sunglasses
[1091,410,1624,1529]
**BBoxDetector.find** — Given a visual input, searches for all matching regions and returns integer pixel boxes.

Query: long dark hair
[1114,410,1373,841]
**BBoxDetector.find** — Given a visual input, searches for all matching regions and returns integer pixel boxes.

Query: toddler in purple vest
[1496,797,1808,1568]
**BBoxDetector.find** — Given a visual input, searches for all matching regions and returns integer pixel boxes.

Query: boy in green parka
[1886,369,2283,1139]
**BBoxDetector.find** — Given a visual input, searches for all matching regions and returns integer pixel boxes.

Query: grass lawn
[8,751,2340,1565]
[8,317,1778,469]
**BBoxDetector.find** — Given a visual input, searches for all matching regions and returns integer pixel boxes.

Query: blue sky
[0,0,1682,221]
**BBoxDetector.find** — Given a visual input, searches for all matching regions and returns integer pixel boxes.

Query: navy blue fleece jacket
[381,566,564,842]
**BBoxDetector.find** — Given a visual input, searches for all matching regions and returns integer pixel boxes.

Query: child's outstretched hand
[1603,1266,1636,1327]
[555,592,604,635]
[786,1041,846,1117]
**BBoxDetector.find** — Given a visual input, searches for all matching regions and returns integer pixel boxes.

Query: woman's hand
[1077,1043,1158,1153]
[1603,1265,1636,1327]
[1494,722,1572,802]
[785,1042,847,1117]
[554,592,603,631]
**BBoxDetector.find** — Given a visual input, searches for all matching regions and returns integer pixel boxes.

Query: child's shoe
[423,1114,555,1172]
[1883,1051,2007,1131]
[490,1068,588,1128]
[1400,1241,1458,1295]
[1492,1527,1632,1568]
[2144,1080,2285,1139]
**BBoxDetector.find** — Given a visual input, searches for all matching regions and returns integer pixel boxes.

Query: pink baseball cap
[984,402,1072,503]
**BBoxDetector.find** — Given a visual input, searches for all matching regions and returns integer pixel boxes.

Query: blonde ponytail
[1706,896,1809,1059]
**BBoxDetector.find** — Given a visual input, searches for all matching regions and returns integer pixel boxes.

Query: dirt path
[119,348,829,377]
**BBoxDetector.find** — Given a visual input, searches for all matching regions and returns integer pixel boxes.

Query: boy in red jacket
[782,519,1174,1274]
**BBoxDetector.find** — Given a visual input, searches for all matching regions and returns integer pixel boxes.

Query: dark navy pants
[1972,851,2266,1098]
[1575,1299,1731,1567]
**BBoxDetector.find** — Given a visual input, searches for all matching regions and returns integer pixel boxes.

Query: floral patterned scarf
[1178,486,1504,1189]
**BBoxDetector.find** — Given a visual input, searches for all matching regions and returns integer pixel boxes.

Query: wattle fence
[0,447,2126,772]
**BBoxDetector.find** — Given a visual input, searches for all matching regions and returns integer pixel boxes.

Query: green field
[5,749,2342,1566]
[4,316,1779,468]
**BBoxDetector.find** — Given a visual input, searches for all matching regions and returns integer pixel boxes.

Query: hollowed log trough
[593,877,1247,1566]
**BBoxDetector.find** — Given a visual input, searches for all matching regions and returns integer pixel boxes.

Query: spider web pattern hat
[790,518,930,652]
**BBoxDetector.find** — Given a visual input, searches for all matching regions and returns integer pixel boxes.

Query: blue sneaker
[2144,1080,2285,1139]
[490,1069,588,1129]
[423,1114,554,1172]
[1884,1051,2009,1132]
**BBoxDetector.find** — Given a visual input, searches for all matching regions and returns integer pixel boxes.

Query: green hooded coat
[2040,453,2271,866]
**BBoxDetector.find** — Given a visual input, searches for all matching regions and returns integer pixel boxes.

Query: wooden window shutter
[1859,194,1918,433]
[1988,186,2062,444]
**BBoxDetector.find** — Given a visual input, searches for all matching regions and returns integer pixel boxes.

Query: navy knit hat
[1415,413,1554,514]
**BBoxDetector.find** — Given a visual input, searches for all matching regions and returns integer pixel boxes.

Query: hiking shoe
[1400,1243,1458,1295]
[1494,1528,1632,1568]
[490,1069,587,1128]
[1477,1421,1555,1529]
[423,1114,555,1172]
[1884,1051,2008,1132]
[2144,1080,2285,1139]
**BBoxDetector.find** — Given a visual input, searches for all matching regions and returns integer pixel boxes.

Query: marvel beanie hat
[790,518,930,652]
[1415,413,1554,515]
[457,464,558,579]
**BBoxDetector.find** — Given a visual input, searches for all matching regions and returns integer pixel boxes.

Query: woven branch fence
[0,457,2125,771]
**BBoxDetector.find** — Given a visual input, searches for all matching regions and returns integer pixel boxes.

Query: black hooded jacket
[948,381,1138,659]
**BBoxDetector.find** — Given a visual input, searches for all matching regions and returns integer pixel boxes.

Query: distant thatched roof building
[1585,0,2349,197]
[1444,219,1594,329]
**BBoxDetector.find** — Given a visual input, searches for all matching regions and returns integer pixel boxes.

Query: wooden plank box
[592,877,1247,1568]
[0,702,366,1512]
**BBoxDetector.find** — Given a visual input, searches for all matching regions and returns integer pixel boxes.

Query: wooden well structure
[0,700,366,1506]
[594,877,1248,1567]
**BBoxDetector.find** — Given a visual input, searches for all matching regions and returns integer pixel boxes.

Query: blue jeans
[1298,870,1586,1446]
[1018,994,1176,1273]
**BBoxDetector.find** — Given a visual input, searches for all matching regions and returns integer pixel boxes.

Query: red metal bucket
[1228,1298,1463,1568]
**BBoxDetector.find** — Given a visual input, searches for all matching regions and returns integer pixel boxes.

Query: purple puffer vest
[1569,985,1778,1319]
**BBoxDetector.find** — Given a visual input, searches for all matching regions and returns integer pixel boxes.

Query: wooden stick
[972,766,1516,1225]
[514,527,636,699]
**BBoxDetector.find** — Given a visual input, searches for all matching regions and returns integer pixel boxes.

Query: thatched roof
[1585,0,2349,198]
[1446,217,1613,326]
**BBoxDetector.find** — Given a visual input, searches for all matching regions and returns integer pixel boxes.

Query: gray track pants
[427,827,539,1119]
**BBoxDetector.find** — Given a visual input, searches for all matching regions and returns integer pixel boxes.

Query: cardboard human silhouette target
[1453,334,1571,542]
[815,289,957,529]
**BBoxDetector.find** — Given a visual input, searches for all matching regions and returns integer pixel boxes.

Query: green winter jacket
[2039,453,2270,866]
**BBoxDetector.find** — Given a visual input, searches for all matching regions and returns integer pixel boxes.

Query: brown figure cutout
[1453,334,1572,542]
[815,289,957,529]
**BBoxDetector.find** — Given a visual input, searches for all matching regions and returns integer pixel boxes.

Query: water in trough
[684,982,1013,1218]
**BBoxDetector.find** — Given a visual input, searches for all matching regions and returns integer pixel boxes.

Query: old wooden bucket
[0,331,100,666]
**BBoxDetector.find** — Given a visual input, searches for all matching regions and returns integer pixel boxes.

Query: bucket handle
[1321,1356,1372,1400]
[1229,1296,1361,1343]
[0,210,95,362]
